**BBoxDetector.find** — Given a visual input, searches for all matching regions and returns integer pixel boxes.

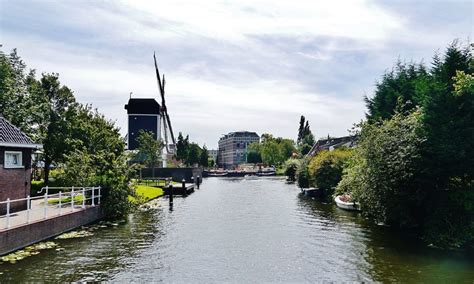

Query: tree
[175,132,189,162]
[284,158,300,181]
[308,148,352,192]
[296,158,310,188]
[136,130,164,177]
[187,143,201,166]
[296,116,315,155]
[200,145,209,167]
[337,110,425,227]
[247,142,262,163]
[32,73,77,184]
[297,115,305,145]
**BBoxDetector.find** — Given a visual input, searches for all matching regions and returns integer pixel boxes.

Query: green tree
[296,158,310,188]
[247,142,262,163]
[200,145,209,167]
[337,110,425,226]
[284,158,300,182]
[175,132,189,162]
[296,116,315,155]
[136,130,164,177]
[186,143,201,166]
[308,148,353,191]
[33,73,77,184]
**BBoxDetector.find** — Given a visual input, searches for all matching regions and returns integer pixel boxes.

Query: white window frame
[4,151,23,169]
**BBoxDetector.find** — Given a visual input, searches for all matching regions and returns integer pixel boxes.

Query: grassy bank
[128,185,164,204]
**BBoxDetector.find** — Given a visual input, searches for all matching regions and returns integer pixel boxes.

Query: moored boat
[208,172,228,177]
[300,187,323,198]
[334,195,360,211]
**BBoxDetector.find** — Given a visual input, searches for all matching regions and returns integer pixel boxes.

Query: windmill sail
[153,53,176,154]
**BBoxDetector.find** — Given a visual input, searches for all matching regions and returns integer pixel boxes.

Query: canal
[1,177,473,282]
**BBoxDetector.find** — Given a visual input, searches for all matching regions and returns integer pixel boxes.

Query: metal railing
[0,186,101,230]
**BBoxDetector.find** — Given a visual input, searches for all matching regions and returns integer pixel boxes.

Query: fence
[0,186,101,231]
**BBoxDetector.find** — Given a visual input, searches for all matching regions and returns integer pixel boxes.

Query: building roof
[307,135,358,157]
[0,115,41,148]
[219,131,259,141]
[124,98,161,115]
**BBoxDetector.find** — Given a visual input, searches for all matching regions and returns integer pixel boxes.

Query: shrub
[308,148,352,191]
[296,158,310,188]
[283,158,300,181]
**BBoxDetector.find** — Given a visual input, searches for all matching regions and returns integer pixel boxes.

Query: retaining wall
[0,206,103,255]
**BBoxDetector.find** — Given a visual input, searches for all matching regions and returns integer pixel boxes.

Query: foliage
[175,132,189,162]
[296,158,310,188]
[340,40,474,248]
[339,111,425,226]
[247,134,296,166]
[200,145,209,167]
[283,158,300,181]
[174,132,208,167]
[308,148,352,190]
[135,130,164,176]
[296,115,315,155]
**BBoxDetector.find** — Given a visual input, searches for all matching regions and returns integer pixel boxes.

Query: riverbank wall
[0,206,103,255]
[139,167,202,183]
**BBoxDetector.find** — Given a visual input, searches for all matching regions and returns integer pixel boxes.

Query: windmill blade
[153,52,165,105]
[161,113,171,153]
[165,111,176,146]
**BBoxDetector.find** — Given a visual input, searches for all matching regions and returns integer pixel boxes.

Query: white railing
[0,186,101,231]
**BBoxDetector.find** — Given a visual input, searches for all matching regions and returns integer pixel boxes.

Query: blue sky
[0,0,472,148]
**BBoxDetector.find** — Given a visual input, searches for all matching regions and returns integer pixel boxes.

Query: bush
[284,158,300,181]
[308,148,352,191]
[337,111,425,226]
[296,158,310,188]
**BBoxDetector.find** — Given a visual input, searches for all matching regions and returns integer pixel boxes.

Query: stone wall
[0,147,32,214]
[0,206,103,256]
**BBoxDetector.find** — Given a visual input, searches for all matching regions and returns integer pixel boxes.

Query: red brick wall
[0,147,32,214]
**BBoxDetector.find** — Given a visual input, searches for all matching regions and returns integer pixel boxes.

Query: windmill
[154,52,176,154]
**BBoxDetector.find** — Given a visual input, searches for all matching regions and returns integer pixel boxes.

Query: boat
[334,195,360,211]
[300,187,323,198]
[208,172,228,177]
[244,174,258,180]
[256,171,276,177]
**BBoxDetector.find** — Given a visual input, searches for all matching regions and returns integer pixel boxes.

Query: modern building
[218,131,259,169]
[124,98,161,150]
[0,115,41,214]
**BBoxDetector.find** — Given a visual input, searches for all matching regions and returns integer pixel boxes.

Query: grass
[128,185,164,204]
[47,195,84,205]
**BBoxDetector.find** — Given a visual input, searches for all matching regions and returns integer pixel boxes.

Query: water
[1,177,473,282]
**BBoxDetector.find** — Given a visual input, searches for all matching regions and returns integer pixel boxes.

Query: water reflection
[0,178,473,282]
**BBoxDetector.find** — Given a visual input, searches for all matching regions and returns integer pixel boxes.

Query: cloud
[0,0,471,148]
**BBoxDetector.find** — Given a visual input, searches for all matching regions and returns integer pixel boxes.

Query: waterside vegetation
[292,40,473,249]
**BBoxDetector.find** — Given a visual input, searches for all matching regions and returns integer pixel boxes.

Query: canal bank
[0,178,473,282]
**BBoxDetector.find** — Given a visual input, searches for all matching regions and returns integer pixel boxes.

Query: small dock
[163,183,195,196]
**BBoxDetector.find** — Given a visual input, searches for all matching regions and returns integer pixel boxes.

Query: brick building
[218,131,259,169]
[0,116,41,214]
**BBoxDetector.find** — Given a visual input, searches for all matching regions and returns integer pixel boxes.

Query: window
[5,151,23,168]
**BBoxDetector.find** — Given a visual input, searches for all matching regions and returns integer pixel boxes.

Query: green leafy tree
[308,148,353,191]
[200,145,209,167]
[296,158,310,188]
[186,143,201,166]
[284,158,300,181]
[136,130,164,177]
[33,73,77,184]
[247,142,262,163]
[337,110,425,227]
[175,132,189,162]
[296,116,315,155]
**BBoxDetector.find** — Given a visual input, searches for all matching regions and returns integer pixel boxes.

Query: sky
[0,0,472,148]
